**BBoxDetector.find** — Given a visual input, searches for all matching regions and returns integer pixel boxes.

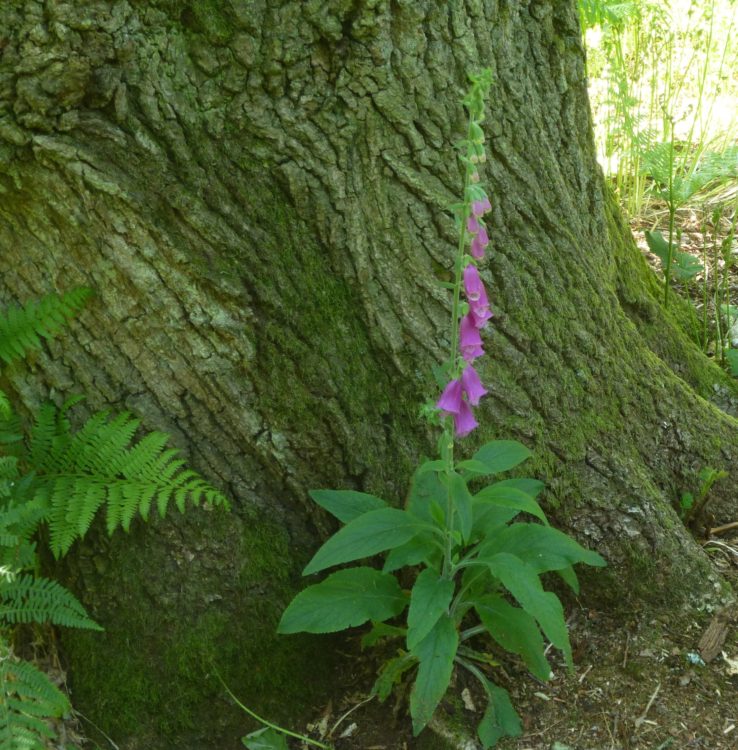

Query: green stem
[215,672,332,750]
[441,127,475,580]
[460,624,487,641]
[454,655,491,691]
[664,124,676,307]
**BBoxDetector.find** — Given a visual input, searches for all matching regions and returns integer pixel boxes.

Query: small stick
[634,682,661,729]
[709,520,738,536]
[622,632,630,668]
[329,695,374,738]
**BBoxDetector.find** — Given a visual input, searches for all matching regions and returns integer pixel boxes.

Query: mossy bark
[0,1,736,747]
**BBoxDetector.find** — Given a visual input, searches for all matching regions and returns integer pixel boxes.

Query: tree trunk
[0,0,735,747]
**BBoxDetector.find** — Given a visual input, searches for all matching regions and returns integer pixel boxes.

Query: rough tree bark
[0,0,736,748]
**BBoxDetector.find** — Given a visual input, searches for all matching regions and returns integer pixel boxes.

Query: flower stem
[441,123,475,580]
[215,671,332,750]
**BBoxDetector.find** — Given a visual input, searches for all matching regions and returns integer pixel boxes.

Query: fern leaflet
[26,406,229,557]
[0,575,100,630]
[0,288,92,366]
[0,638,70,750]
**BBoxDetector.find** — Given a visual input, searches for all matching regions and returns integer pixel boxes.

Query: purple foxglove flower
[470,304,493,328]
[454,400,478,437]
[461,364,487,406]
[470,235,486,260]
[460,314,484,361]
[463,264,486,302]
[470,224,489,259]
[467,216,480,235]
[472,197,492,217]
[437,378,463,414]
[477,223,489,245]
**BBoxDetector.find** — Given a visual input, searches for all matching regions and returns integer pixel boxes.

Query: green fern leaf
[0,411,22,449]
[0,639,70,750]
[0,457,18,483]
[0,288,92,367]
[25,405,229,556]
[0,391,10,422]
[27,403,63,471]
[0,574,101,630]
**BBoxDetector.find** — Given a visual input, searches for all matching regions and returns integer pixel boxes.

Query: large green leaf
[407,569,455,650]
[644,229,671,267]
[483,553,572,668]
[457,440,531,477]
[479,523,606,574]
[472,506,519,539]
[303,508,426,575]
[383,535,441,573]
[308,489,387,523]
[407,466,447,524]
[410,615,458,735]
[475,595,551,681]
[242,728,288,750]
[449,472,473,543]
[477,679,522,748]
[672,251,703,281]
[726,349,738,377]
[474,484,548,524]
[277,567,407,634]
[492,478,545,497]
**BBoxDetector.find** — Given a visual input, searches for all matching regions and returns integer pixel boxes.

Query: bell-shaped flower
[472,197,492,217]
[437,378,463,415]
[461,364,487,406]
[463,265,486,303]
[470,304,493,328]
[470,223,489,259]
[454,400,478,437]
[467,215,481,234]
[460,314,484,361]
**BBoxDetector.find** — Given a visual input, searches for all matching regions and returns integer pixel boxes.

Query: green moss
[60,508,340,749]
[180,0,233,44]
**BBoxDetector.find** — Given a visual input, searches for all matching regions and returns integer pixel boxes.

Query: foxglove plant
[278,71,605,747]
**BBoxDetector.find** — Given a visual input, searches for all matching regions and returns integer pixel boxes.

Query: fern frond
[0,497,46,543]
[0,458,18,483]
[0,288,92,367]
[0,541,37,574]
[27,405,229,557]
[0,574,101,630]
[0,412,22,451]
[0,391,10,422]
[0,639,69,750]
[640,142,672,186]
[578,0,639,29]
[27,404,62,472]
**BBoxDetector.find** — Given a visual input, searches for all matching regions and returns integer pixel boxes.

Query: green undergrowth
[60,508,340,747]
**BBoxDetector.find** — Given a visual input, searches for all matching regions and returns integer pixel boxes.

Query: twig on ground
[329,695,374,738]
[709,520,738,535]
[634,682,661,729]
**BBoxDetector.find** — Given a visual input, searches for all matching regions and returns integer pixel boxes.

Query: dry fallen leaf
[721,651,738,675]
